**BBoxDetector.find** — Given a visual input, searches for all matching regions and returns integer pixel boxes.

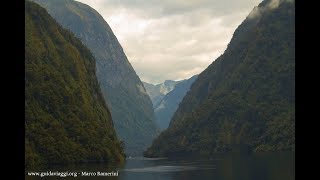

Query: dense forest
[145,0,295,157]
[25,1,125,168]
[32,0,159,156]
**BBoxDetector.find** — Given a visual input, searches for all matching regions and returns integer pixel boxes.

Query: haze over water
[25,152,294,180]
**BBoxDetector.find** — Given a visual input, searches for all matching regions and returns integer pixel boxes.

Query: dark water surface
[25,152,294,180]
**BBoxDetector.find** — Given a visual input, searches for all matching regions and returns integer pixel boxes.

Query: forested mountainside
[25,1,125,168]
[154,75,198,130]
[32,0,158,156]
[145,0,295,157]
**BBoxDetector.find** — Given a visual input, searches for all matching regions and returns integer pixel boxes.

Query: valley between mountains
[25,0,295,170]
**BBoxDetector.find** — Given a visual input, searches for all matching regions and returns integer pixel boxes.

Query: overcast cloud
[76,0,262,84]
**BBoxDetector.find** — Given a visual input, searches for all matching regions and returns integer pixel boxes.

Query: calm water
[25,152,294,180]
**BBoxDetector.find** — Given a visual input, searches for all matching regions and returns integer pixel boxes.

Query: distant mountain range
[143,76,198,130]
[153,76,198,130]
[143,80,179,108]
[25,1,125,168]
[32,0,158,156]
[145,0,295,157]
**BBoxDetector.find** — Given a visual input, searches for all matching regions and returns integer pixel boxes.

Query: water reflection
[25,152,294,180]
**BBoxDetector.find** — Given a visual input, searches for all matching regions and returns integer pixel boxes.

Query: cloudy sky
[76,0,262,84]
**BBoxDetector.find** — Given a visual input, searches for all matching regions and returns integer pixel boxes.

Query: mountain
[143,80,180,107]
[144,0,295,157]
[154,75,198,130]
[25,1,125,168]
[32,0,158,156]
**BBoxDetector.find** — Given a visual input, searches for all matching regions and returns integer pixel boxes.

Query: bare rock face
[153,75,198,130]
[143,80,180,108]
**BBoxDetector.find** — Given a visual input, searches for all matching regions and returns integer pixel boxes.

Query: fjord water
[25,152,294,180]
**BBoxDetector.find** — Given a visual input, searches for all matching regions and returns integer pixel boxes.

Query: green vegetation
[32,0,159,156]
[25,1,125,168]
[144,0,295,157]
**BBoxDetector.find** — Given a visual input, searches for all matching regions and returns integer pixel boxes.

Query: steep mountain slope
[154,75,198,130]
[32,0,158,156]
[143,80,180,107]
[144,0,295,157]
[25,1,125,168]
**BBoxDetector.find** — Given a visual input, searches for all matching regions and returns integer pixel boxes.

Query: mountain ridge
[143,80,180,107]
[154,75,198,130]
[145,0,295,157]
[32,0,159,156]
[25,0,125,168]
